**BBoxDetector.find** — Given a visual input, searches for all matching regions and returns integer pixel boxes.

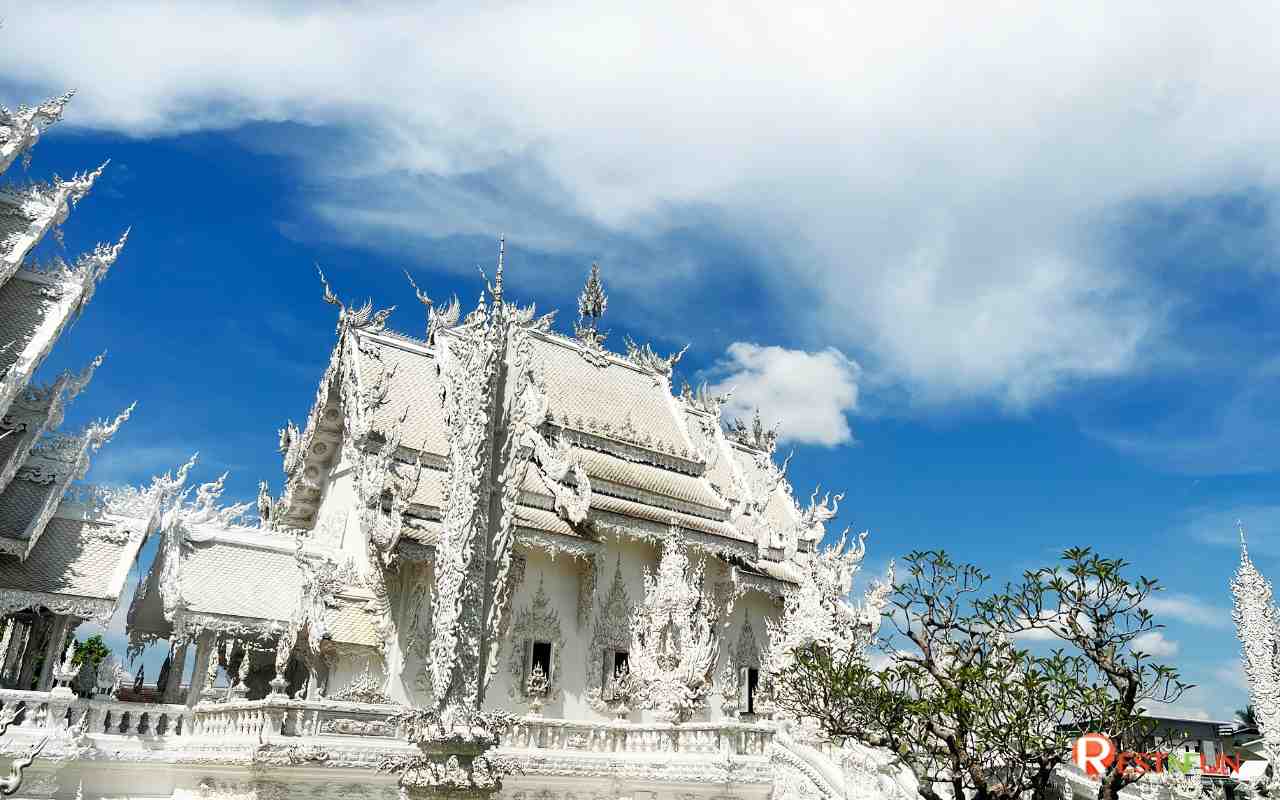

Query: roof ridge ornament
[727,408,780,454]
[404,270,461,346]
[623,335,687,379]
[680,381,732,417]
[0,89,75,174]
[317,264,394,334]
[574,262,609,350]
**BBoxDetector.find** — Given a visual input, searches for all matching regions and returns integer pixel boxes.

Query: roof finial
[1239,519,1250,559]
[574,262,609,348]
[493,235,505,307]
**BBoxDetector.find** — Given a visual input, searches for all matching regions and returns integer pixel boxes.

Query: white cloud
[1182,504,1280,554]
[1133,631,1180,658]
[1142,593,1232,629]
[708,343,860,446]
[1212,661,1248,693]
[8,3,1280,408]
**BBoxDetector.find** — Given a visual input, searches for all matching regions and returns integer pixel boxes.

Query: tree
[1237,705,1258,728]
[71,634,110,668]
[775,551,1089,800]
[773,548,1190,800]
[987,548,1191,800]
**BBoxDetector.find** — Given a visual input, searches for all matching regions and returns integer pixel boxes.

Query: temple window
[747,667,760,714]
[525,640,554,692]
[602,648,629,699]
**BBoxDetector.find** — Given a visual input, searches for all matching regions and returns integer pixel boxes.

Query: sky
[4,1,1280,718]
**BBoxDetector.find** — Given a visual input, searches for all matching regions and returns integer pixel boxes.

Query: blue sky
[5,2,1280,716]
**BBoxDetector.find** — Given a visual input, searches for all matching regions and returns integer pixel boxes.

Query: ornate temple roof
[0,506,148,625]
[0,87,134,629]
[264,260,838,604]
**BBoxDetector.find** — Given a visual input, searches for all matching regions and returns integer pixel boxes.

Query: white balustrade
[1,686,775,763]
[504,716,774,757]
[0,688,189,738]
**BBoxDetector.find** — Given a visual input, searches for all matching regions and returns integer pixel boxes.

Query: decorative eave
[0,233,127,423]
[276,334,351,529]
[729,564,794,599]
[0,91,74,176]
[277,273,399,530]
[0,587,114,626]
[0,404,132,559]
[0,354,101,496]
[0,162,106,286]
[171,608,289,642]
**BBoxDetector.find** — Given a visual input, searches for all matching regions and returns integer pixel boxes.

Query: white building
[0,91,904,800]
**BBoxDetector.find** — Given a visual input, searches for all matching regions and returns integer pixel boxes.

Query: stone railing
[0,688,776,764]
[0,688,190,738]
[189,696,404,740]
[503,716,773,757]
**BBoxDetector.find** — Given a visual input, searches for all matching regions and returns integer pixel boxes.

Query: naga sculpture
[0,705,45,796]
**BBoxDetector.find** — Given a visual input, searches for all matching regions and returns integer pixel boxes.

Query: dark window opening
[747,667,760,714]
[531,641,552,679]
[613,650,629,674]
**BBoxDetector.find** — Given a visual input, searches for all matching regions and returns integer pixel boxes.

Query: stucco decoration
[405,271,461,347]
[1233,525,1280,791]
[429,238,578,723]
[623,336,687,381]
[765,530,892,678]
[0,91,73,173]
[628,526,723,722]
[585,556,634,715]
[507,576,564,703]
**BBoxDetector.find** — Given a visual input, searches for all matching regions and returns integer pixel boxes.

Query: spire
[574,262,609,348]
[493,235,505,307]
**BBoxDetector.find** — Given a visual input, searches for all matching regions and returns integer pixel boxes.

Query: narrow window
[531,641,552,680]
[613,650,629,675]
[747,667,760,714]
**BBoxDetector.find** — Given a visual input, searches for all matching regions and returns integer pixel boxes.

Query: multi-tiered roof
[0,90,139,625]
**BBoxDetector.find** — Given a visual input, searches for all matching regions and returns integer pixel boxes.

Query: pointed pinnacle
[494,235,505,306]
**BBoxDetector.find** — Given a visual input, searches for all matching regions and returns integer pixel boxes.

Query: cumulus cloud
[6,2,1280,410]
[708,343,860,446]
[1132,631,1180,658]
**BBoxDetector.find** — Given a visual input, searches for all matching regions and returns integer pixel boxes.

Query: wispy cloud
[7,2,1280,418]
[1143,592,1232,629]
[1180,504,1280,554]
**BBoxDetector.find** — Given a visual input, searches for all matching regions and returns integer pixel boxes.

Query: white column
[1,619,27,687]
[162,639,190,703]
[17,616,49,689]
[36,615,72,691]
[186,631,215,708]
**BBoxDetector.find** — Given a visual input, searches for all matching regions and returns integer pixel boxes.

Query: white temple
[0,91,909,800]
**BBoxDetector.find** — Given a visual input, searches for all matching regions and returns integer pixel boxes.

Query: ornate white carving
[507,576,564,702]
[628,527,724,722]
[0,90,73,173]
[1233,526,1280,789]
[405,271,461,346]
[331,662,392,705]
[430,240,563,716]
[585,556,634,714]
[764,530,892,690]
[573,262,609,353]
[623,336,687,379]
